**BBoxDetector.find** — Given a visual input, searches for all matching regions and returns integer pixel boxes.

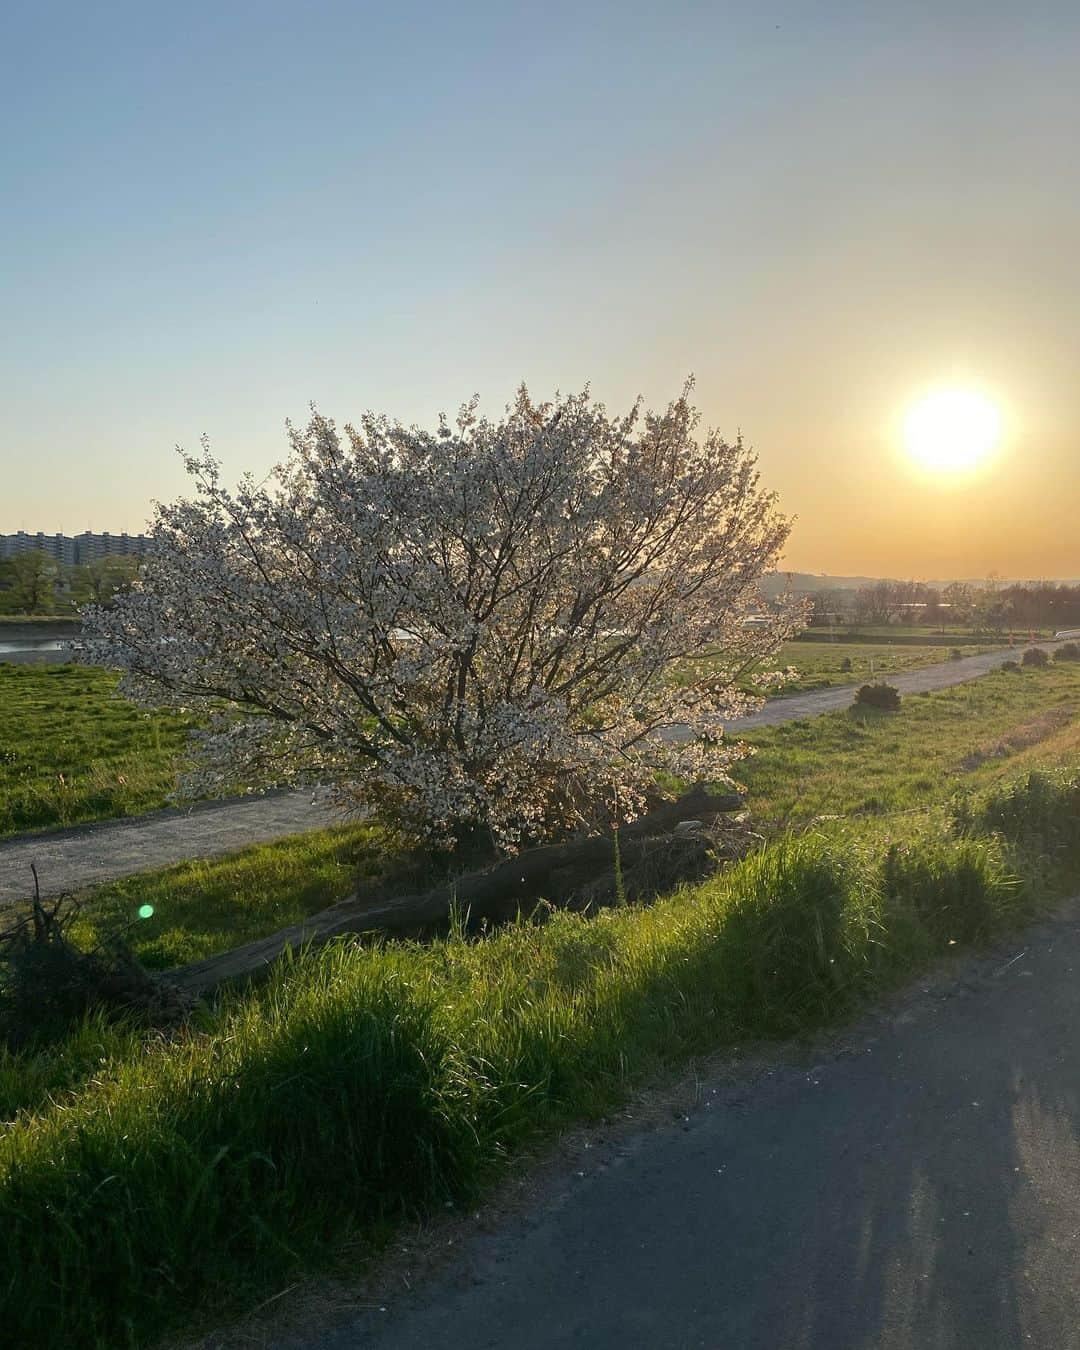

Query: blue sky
[3,2,1079,575]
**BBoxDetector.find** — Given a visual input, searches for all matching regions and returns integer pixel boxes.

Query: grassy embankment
[60,656,1080,970]
[2,765,1079,1348]
[0,665,194,836]
[0,635,1003,836]
[1,657,1079,1346]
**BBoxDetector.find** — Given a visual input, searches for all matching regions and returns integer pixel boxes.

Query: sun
[903,388,1002,471]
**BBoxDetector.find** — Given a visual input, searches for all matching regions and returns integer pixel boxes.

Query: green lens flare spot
[138,904,155,920]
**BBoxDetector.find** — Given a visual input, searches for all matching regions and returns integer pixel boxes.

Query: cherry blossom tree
[86,384,803,852]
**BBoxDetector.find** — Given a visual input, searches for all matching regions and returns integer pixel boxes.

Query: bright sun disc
[903,389,1001,471]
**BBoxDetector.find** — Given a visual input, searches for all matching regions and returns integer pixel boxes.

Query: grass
[739,660,1080,822]
[18,653,1067,978]
[681,638,998,695]
[4,768,1077,1348]
[801,624,1046,642]
[0,664,195,836]
[0,634,1005,839]
[1,637,1077,1345]
[69,822,394,970]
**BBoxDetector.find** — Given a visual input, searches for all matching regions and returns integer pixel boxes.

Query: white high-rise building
[0,531,150,565]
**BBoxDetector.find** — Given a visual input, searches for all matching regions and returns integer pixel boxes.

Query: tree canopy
[88,384,800,850]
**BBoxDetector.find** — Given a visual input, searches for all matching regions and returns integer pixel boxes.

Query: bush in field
[1055,641,1080,662]
[1021,646,1049,667]
[86,384,802,852]
[839,656,853,672]
[950,647,963,661]
[1000,659,1020,672]
[854,682,901,712]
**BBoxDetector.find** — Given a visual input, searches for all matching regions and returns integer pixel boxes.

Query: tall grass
[740,660,1080,821]
[0,800,1057,1349]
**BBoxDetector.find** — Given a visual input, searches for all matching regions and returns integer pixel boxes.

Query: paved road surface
[284,898,1080,1350]
[728,639,1056,731]
[0,791,337,903]
[0,641,1058,901]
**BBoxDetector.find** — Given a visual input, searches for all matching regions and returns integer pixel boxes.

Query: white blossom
[86,382,805,850]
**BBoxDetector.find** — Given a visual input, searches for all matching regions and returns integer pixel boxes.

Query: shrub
[1055,641,1080,662]
[1021,647,1049,667]
[839,656,853,672]
[950,647,963,661]
[1001,659,1020,672]
[854,683,901,711]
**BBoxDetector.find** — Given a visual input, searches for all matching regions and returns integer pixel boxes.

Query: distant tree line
[0,551,139,616]
[807,579,1080,632]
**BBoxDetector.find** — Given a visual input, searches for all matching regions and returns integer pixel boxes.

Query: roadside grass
[4,763,1078,1349]
[0,664,194,835]
[739,661,1080,821]
[68,822,393,970]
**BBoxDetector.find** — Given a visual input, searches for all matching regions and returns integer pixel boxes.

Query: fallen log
[167,784,743,999]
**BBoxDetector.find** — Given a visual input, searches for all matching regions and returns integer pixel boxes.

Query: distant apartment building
[0,531,150,566]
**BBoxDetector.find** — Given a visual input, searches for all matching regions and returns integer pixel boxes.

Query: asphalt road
[0,791,337,903]
[726,639,1057,732]
[281,898,1080,1350]
[0,641,1058,901]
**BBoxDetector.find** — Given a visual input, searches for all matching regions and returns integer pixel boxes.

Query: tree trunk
[167,784,743,1000]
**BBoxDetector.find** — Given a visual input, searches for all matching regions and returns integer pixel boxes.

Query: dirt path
[0,642,1058,902]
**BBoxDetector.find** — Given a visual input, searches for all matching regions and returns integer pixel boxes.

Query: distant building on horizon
[0,531,150,566]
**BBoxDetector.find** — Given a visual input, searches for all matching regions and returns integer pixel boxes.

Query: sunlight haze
[3,1,1078,579]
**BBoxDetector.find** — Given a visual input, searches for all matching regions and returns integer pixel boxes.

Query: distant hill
[761,573,883,597]
[762,572,1080,596]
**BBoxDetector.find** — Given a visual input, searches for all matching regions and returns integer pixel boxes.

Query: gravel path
[0,641,1058,902]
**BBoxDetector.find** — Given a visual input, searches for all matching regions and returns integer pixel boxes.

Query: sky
[3,1,1079,579]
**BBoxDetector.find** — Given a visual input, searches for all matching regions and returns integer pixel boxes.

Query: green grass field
[0,664,194,836]
[0,635,1002,838]
[748,638,997,694]
[51,656,1078,978]
[70,822,393,970]
[741,660,1080,821]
